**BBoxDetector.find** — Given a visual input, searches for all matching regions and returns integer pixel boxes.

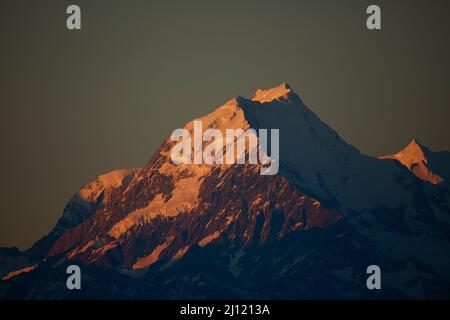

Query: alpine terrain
[1,83,449,299]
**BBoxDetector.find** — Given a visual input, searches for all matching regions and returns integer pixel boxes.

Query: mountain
[381,139,450,185]
[1,83,450,299]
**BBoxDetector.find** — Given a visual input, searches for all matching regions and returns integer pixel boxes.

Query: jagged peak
[406,138,426,151]
[381,139,427,162]
[381,139,445,184]
[252,82,298,103]
[397,139,428,162]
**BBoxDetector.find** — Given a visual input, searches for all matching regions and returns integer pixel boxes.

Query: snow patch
[2,264,38,281]
[198,231,221,247]
[132,236,174,269]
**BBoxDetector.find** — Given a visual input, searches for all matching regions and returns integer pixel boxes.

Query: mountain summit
[252,82,296,103]
[381,139,450,184]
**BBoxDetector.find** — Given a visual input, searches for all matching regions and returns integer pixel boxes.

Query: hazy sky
[1,0,449,249]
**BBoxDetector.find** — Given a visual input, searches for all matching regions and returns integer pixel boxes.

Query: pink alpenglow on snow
[380,139,445,184]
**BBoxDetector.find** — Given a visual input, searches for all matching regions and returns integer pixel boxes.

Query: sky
[1,0,449,249]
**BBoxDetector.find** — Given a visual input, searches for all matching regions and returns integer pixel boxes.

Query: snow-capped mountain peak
[252,82,297,103]
[389,139,428,165]
[381,139,446,184]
